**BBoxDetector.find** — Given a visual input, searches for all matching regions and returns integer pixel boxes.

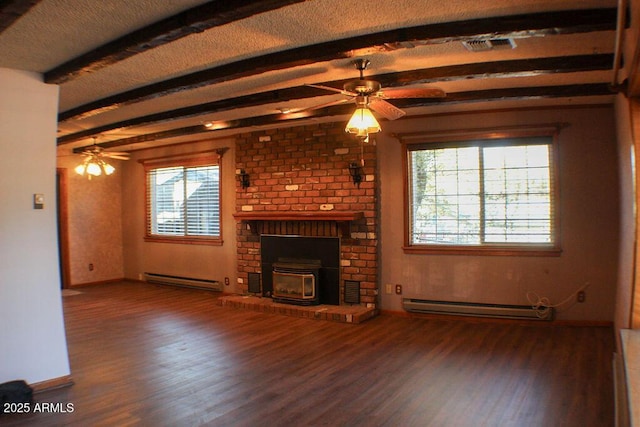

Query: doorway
[57,168,71,289]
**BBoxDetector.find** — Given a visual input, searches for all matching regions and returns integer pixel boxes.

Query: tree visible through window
[146,160,221,243]
[407,135,557,252]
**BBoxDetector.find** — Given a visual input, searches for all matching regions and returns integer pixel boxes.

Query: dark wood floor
[4,281,614,426]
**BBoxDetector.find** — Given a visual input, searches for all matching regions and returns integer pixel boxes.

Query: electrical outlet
[577,291,586,303]
[88,263,94,271]
[395,284,402,295]
[224,277,230,286]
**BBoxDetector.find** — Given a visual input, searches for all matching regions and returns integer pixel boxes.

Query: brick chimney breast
[235,122,378,307]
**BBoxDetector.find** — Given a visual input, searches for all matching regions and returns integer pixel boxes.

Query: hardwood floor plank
[2,281,614,426]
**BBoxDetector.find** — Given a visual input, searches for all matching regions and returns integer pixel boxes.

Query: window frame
[142,152,223,246]
[401,126,561,256]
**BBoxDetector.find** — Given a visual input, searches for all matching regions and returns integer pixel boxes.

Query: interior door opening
[56,168,70,289]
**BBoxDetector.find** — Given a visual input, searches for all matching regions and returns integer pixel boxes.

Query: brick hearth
[218,295,377,324]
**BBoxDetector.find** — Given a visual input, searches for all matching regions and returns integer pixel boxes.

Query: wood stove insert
[260,235,340,305]
[272,259,321,305]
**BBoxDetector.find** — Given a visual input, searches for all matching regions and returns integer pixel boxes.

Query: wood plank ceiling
[0,0,629,153]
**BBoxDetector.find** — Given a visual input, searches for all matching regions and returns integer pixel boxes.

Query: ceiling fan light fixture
[74,138,127,179]
[75,157,115,178]
[345,106,381,136]
[86,162,103,176]
[103,163,115,175]
[74,163,87,175]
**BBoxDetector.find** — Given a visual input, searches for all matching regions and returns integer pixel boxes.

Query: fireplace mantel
[233,211,364,237]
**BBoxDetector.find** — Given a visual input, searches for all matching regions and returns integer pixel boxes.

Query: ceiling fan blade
[306,84,356,97]
[369,99,406,120]
[292,98,352,113]
[379,87,446,99]
[103,151,129,156]
[103,154,130,160]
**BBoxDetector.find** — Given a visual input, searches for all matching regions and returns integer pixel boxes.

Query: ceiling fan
[74,141,130,178]
[305,59,446,126]
[78,144,130,161]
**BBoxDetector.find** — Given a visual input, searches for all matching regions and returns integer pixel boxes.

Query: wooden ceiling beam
[391,84,616,107]
[44,0,306,84]
[0,0,41,34]
[57,54,614,145]
[72,83,614,152]
[58,8,617,122]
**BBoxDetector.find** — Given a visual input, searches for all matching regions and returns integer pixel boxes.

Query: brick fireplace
[234,122,378,308]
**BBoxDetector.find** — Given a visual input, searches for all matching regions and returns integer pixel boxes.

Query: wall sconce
[348,162,363,188]
[237,169,250,189]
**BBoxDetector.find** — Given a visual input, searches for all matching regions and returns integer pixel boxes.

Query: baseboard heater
[403,298,554,321]
[143,273,222,292]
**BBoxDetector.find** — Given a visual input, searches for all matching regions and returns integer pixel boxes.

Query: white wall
[378,106,620,321]
[0,68,70,384]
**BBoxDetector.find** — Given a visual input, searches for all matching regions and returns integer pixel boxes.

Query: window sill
[402,245,562,257]
[145,236,223,246]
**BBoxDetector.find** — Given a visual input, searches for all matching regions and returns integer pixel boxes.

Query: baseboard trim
[31,375,74,393]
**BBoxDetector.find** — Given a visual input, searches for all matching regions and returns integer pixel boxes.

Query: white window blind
[408,136,555,248]
[147,164,220,239]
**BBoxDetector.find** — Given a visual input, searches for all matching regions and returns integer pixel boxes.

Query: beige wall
[61,106,623,322]
[120,138,238,291]
[57,155,124,285]
[378,106,620,321]
[614,95,635,338]
[631,100,640,328]
[612,0,640,348]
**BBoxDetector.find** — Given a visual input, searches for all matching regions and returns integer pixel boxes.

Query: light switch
[33,193,44,209]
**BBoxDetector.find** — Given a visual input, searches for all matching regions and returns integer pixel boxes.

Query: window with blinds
[145,156,221,244]
[406,135,559,254]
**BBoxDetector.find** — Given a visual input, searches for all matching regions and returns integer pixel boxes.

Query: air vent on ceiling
[462,38,517,52]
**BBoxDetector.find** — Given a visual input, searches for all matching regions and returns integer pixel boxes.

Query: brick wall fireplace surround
[234,122,378,308]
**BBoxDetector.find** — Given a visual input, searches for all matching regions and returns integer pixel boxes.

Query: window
[404,131,559,255]
[144,154,221,245]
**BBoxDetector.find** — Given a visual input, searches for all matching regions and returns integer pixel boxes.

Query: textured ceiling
[0,0,623,153]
